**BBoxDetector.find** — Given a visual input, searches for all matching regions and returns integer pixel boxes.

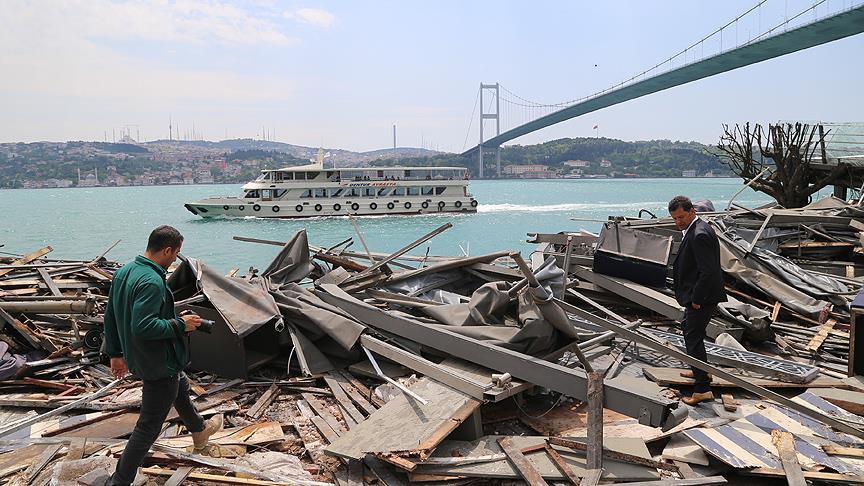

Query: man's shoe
[681,391,715,405]
[192,414,223,450]
[679,370,712,381]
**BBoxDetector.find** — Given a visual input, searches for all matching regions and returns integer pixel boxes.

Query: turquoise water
[1,179,775,271]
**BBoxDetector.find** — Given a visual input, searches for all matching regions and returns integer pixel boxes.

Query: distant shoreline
[2,176,742,190]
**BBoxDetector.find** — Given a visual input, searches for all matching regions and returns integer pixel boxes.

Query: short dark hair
[147,225,184,252]
[668,195,693,213]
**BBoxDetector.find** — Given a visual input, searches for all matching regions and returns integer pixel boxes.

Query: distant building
[503,164,553,178]
[681,169,697,178]
[77,167,100,187]
[600,159,612,168]
[563,160,590,168]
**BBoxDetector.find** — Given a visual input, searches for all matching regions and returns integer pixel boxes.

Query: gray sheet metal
[597,223,672,266]
[317,285,678,428]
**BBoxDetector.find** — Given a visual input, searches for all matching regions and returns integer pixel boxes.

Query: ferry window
[404,170,411,178]
[314,188,327,198]
[377,188,391,196]
[422,186,434,196]
[306,172,318,180]
[392,187,405,196]
[365,188,375,197]
[274,189,286,198]
[331,188,344,197]
[377,170,384,178]
[255,173,267,182]
[435,187,445,195]
[245,190,260,198]
[348,188,360,197]
[261,190,272,199]
[407,187,419,196]
[300,189,312,198]
[273,172,283,181]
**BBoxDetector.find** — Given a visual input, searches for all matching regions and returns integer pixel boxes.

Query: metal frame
[554,298,864,440]
[573,266,684,321]
[644,328,819,384]
[317,285,678,428]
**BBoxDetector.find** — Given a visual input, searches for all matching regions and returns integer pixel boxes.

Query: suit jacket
[673,218,726,307]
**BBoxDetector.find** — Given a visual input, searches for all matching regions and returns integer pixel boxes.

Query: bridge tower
[479,83,501,178]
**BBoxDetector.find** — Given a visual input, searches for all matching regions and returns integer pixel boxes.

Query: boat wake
[477,202,666,213]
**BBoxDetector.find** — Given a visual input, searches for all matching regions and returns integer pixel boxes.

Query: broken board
[325,377,481,460]
[415,435,659,481]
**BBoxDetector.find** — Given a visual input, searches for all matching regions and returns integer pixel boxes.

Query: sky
[1,0,863,152]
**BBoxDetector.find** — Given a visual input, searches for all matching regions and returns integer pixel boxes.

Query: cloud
[5,0,298,47]
[287,7,337,29]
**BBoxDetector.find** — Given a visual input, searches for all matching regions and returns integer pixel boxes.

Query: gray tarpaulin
[270,283,365,351]
[715,236,827,317]
[169,257,282,337]
[261,230,316,286]
[0,342,25,380]
[418,265,579,356]
[716,222,849,308]
[597,223,672,266]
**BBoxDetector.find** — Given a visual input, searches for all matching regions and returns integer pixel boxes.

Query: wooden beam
[823,445,864,458]
[497,437,549,486]
[163,466,194,486]
[586,371,604,473]
[771,430,806,486]
[805,319,836,352]
[721,394,738,413]
[0,246,53,278]
[245,384,280,420]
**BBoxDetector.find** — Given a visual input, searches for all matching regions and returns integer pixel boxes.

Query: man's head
[144,225,184,269]
[668,195,697,231]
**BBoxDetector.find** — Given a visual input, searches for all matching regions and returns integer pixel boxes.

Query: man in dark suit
[669,196,726,405]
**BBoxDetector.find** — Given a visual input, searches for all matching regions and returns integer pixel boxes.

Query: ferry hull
[184,197,479,218]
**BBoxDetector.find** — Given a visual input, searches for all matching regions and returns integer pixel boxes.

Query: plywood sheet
[325,377,481,460]
[661,434,709,466]
[415,435,659,481]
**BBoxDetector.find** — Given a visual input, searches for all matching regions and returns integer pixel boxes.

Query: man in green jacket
[104,226,221,486]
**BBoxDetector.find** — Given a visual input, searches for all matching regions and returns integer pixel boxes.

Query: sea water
[0,179,778,271]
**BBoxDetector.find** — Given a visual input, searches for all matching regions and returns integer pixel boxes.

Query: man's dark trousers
[683,305,715,393]
[109,373,204,486]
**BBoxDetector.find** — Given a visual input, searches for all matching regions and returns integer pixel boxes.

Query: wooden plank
[771,430,806,486]
[35,268,62,297]
[586,372,603,472]
[325,377,481,461]
[0,246,53,278]
[336,369,385,408]
[65,437,86,461]
[746,467,864,483]
[323,375,365,424]
[163,466,194,486]
[548,437,679,472]
[543,443,580,485]
[302,393,347,436]
[608,478,727,486]
[297,399,340,443]
[327,372,376,415]
[25,443,62,484]
[823,445,864,458]
[245,384,280,420]
[497,437,549,486]
[673,460,698,479]
[721,394,738,413]
[141,467,329,486]
[805,319,836,352]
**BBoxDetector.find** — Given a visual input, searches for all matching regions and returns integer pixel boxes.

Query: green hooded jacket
[103,255,188,380]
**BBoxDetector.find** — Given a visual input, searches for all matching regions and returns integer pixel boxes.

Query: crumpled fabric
[0,342,25,380]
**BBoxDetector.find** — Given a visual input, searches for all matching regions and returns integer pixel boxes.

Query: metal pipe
[0,299,96,315]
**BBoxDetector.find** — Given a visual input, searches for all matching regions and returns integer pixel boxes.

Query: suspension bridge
[462,0,864,177]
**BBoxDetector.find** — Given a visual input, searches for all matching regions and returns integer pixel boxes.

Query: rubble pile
[2,197,864,485]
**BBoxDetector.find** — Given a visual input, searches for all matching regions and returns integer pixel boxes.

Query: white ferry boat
[184,151,478,218]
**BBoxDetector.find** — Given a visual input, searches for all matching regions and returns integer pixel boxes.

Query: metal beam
[317,285,678,428]
[554,298,864,440]
[572,267,684,321]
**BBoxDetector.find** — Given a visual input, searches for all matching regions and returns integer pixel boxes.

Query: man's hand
[110,357,128,379]
[691,303,701,310]
[181,313,203,332]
